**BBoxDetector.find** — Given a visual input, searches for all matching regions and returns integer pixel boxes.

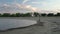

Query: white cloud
[41,2,47,6]
[31,2,40,4]
[0,3,39,13]
[32,1,48,6]
[22,0,29,4]
[3,4,10,7]
[15,3,39,12]
[26,5,31,8]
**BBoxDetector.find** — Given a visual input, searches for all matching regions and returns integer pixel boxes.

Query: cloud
[32,1,47,6]
[15,3,38,11]
[0,3,58,14]
[41,2,47,6]
[31,2,40,4]
[22,0,29,4]
[3,4,10,7]
[0,3,39,13]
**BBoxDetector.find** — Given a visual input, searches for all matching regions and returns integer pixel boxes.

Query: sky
[0,0,60,14]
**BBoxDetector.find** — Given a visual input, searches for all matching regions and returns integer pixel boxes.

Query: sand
[0,22,51,34]
[0,17,60,34]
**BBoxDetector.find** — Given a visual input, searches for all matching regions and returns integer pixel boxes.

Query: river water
[0,17,36,30]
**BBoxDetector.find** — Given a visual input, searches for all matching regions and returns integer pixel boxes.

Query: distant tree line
[0,12,60,17]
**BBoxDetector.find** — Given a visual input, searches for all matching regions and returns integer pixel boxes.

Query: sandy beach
[0,17,60,34]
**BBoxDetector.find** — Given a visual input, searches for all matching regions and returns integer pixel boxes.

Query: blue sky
[0,0,60,13]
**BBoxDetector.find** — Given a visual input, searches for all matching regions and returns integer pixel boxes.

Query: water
[0,18,36,30]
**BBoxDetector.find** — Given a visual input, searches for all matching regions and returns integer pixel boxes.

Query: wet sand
[0,17,60,34]
[0,22,51,34]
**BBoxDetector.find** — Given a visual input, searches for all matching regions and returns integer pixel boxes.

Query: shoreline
[0,17,60,34]
[0,24,37,32]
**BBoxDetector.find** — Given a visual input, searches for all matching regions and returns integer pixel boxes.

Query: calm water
[0,18,36,30]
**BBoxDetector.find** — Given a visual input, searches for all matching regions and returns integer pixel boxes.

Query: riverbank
[0,23,49,34]
[0,17,60,34]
